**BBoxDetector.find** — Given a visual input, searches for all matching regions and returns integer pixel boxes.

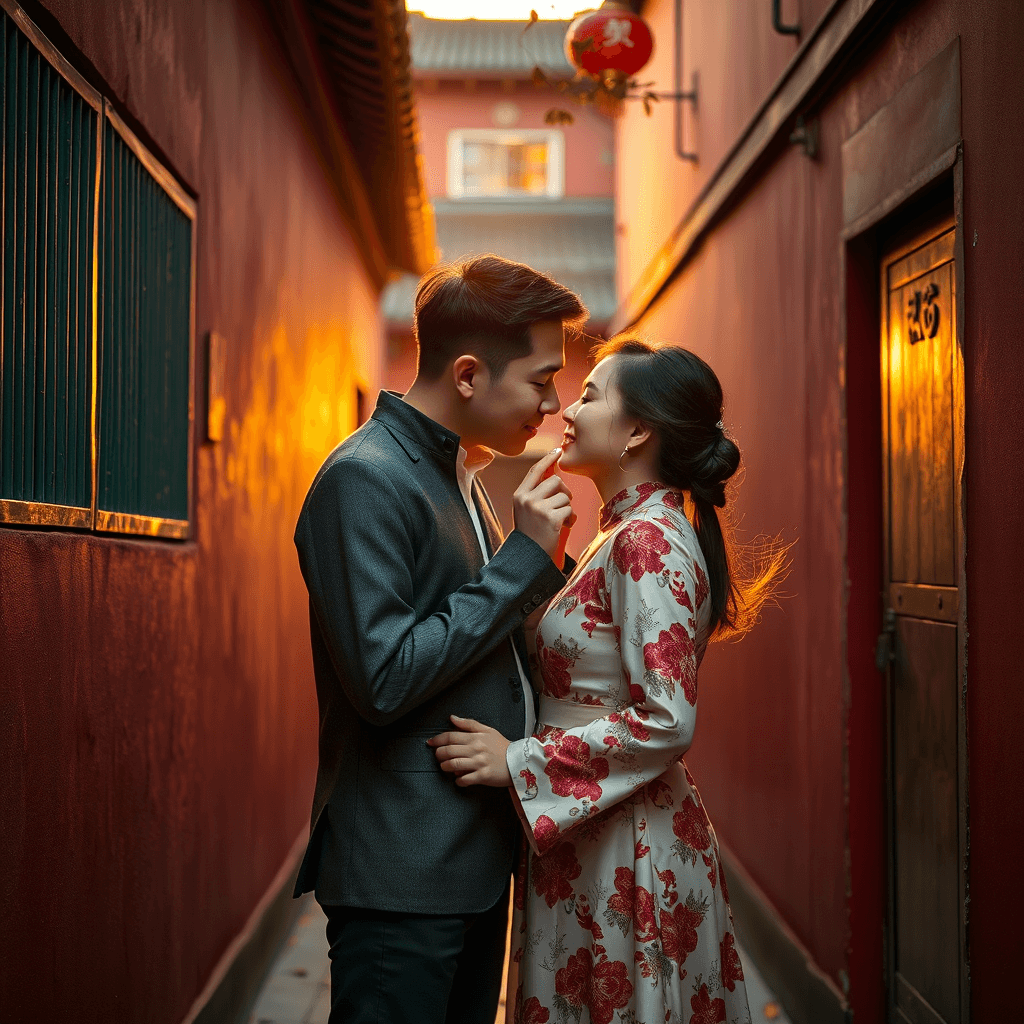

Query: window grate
[0,0,195,539]
[98,121,192,526]
[0,8,96,515]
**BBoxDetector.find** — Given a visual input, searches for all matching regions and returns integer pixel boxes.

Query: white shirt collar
[455,445,494,504]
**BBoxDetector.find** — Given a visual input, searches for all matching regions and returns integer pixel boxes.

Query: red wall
[615,0,833,302]
[616,0,1024,1018]
[956,1,1024,1016]
[415,81,614,199]
[0,1,382,1020]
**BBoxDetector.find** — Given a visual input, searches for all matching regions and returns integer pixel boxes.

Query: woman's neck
[593,458,661,506]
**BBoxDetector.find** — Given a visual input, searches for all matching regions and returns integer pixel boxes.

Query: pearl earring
[618,443,632,472]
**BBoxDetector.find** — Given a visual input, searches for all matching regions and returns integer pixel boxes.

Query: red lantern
[564,0,655,84]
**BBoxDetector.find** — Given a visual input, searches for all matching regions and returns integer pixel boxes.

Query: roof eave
[268,0,434,284]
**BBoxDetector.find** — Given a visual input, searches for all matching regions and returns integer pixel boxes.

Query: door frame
[839,37,967,1024]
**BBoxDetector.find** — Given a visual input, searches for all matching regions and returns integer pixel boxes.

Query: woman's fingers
[449,714,491,733]
[433,741,474,761]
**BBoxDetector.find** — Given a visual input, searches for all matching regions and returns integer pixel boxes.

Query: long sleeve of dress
[506,513,709,856]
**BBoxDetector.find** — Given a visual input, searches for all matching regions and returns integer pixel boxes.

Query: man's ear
[452,354,485,400]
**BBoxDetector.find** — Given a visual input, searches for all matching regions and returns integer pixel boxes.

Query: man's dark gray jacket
[293,391,567,914]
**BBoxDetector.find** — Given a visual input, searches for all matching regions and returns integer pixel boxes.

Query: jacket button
[521,602,533,614]
[532,593,543,603]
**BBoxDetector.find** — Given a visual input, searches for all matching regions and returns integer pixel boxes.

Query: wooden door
[879,218,966,1024]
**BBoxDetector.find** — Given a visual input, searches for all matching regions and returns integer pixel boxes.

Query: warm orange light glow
[220,321,360,515]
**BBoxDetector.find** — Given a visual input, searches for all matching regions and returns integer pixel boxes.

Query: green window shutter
[0,7,97,522]
[97,111,193,534]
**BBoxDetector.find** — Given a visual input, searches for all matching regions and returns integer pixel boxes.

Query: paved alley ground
[248,894,792,1024]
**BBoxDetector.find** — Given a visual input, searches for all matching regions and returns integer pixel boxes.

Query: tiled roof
[407,13,574,77]
[382,198,616,326]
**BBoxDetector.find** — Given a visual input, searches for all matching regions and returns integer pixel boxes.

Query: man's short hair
[413,254,589,381]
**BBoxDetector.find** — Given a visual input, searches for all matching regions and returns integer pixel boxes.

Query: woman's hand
[428,716,512,787]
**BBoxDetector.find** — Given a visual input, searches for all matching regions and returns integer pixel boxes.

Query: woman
[430,335,783,1024]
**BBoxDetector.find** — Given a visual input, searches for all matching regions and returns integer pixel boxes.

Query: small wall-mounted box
[206,330,227,443]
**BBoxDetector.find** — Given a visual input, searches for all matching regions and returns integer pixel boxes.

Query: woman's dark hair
[593,333,788,640]
[414,254,589,381]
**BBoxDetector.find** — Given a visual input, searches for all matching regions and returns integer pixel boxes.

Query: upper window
[0,1,195,539]
[447,129,564,199]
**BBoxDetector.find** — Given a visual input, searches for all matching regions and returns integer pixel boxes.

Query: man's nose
[539,388,560,415]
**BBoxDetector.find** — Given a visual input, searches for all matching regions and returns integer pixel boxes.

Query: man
[293,254,588,1023]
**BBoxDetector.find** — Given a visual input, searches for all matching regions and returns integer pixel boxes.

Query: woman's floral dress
[504,483,751,1024]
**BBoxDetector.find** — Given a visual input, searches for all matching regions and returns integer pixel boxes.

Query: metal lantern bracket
[560,0,696,161]
[625,0,697,162]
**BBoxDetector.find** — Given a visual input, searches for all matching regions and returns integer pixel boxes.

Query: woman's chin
[557,448,590,478]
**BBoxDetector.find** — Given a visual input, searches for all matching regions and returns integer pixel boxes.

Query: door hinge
[875,608,897,671]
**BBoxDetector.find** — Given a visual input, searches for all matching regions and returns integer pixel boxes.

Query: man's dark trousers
[320,881,510,1024]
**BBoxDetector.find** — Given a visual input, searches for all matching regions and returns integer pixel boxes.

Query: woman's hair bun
[691,434,740,508]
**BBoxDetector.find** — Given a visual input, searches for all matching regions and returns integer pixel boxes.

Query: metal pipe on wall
[674,0,698,162]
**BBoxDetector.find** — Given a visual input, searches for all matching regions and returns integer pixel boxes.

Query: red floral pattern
[536,636,573,699]
[543,733,609,802]
[561,567,613,637]
[611,520,671,581]
[599,481,661,530]
[532,840,582,907]
[661,489,686,512]
[643,621,698,705]
[533,814,560,855]
[646,777,674,809]
[507,484,747,1023]
[720,931,744,991]
[660,897,706,976]
[690,983,727,1024]
[694,559,711,611]
[672,796,713,858]
[517,995,550,1024]
[554,947,634,1024]
[670,569,694,612]
[606,866,658,942]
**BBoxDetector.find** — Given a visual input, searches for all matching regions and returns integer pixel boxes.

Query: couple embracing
[294,254,776,1024]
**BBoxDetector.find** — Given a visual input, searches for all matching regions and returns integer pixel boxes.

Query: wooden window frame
[0,0,196,540]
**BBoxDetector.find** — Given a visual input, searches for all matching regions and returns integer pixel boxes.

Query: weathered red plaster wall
[618,0,1024,1016]
[0,1,381,1021]
[616,0,832,302]
[955,0,1024,1016]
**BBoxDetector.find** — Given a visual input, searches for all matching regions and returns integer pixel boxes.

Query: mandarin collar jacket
[292,390,568,913]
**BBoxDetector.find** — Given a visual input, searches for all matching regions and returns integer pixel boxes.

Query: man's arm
[297,456,567,727]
